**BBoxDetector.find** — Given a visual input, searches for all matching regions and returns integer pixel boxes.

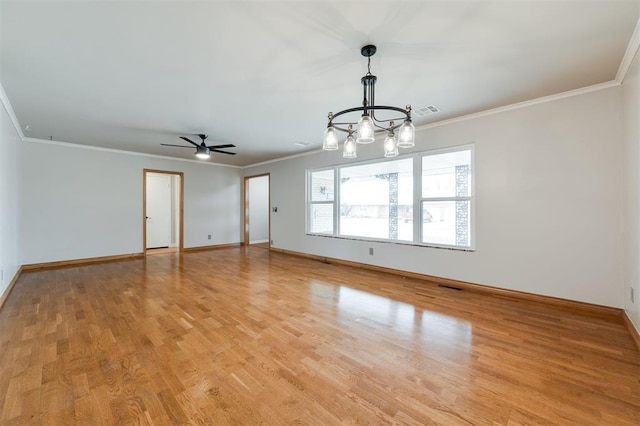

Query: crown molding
[245,80,621,169]
[0,82,25,140]
[242,148,324,169]
[616,16,640,84]
[415,80,620,133]
[22,137,242,169]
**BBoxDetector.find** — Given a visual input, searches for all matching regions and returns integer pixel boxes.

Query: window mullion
[334,167,339,236]
[413,154,421,243]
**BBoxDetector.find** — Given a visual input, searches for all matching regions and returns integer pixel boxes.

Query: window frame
[419,144,475,250]
[306,144,475,251]
[306,167,337,235]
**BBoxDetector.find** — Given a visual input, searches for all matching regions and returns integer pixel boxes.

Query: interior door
[146,173,171,248]
[245,174,270,246]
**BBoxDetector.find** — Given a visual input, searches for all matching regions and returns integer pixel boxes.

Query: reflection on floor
[1,247,638,424]
[250,242,270,249]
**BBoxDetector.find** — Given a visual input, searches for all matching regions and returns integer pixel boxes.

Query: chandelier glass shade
[322,45,415,159]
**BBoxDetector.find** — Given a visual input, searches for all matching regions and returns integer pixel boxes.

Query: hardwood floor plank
[0,247,638,424]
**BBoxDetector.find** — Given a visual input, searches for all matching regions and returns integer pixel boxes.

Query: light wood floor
[0,247,638,425]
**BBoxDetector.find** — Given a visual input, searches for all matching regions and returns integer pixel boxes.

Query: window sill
[305,233,475,252]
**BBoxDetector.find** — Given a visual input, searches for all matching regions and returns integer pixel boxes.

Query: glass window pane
[421,200,470,247]
[422,150,471,198]
[311,169,334,201]
[310,203,333,234]
[339,159,412,241]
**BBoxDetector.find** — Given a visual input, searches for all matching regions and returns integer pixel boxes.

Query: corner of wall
[0,80,23,299]
[621,36,640,332]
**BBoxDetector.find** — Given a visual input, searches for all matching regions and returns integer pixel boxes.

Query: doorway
[143,169,184,255]
[244,174,270,248]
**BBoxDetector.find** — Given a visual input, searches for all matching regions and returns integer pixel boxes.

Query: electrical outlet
[270,239,273,245]
[207,234,211,240]
[0,269,3,282]
[369,248,374,255]
[631,287,635,304]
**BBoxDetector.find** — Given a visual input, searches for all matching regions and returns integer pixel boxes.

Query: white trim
[616,16,640,84]
[0,82,25,139]
[624,309,640,339]
[22,137,242,168]
[249,239,269,244]
[415,81,619,133]
[243,148,324,169]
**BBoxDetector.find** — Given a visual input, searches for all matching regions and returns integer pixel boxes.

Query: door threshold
[146,247,178,255]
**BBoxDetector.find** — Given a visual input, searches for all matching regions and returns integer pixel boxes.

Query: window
[421,148,472,248]
[339,158,413,241]
[308,169,335,234]
[307,145,474,250]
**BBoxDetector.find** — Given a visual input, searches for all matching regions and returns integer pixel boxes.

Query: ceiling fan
[161,134,236,159]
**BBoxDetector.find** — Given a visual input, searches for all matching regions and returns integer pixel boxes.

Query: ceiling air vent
[294,141,311,147]
[413,105,440,118]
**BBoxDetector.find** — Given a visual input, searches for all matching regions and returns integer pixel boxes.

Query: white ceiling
[1,1,638,167]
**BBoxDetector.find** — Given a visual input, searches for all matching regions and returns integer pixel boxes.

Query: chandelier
[322,45,415,159]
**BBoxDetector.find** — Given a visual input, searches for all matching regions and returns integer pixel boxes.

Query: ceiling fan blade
[210,149,236,155]
[207,144,236,149]
[179,136,200,147]
[161,144,194,148]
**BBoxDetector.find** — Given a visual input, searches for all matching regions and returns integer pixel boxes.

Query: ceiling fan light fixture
[196,146,210,159]
[161,134,236,158]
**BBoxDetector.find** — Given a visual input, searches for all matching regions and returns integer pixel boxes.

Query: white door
[146,173,172,248]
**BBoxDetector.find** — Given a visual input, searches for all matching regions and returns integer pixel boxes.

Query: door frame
[244,173,270,246]
[143,169,184,255]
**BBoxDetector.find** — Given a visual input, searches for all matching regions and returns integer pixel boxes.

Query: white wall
[623,49,640,331]
[0,95,22,295]
[248,175,269,243]
[245,87,624,308]
[21,140,242,264]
